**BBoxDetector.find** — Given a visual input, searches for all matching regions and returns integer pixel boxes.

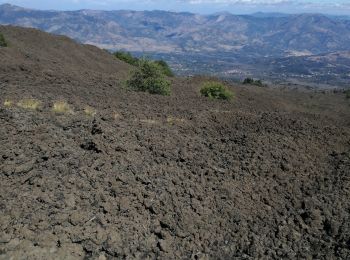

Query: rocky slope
[0,26,350,259]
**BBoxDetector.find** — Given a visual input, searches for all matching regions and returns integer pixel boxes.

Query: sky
[1,0,350,15]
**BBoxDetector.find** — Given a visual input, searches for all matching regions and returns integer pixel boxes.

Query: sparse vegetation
[17,99,41,110]
[243,77,254,84]
[4,100,13,107]
[84,106,97,117]
[346,89,350,99]
[167,116,186,125]
[126,59,171,96]
[200,81,234,100]
[52,101,73,114]
[139,119,158,124]
[0,33,8,47]
[114,51,139,66]
[114,51,174,77]
[113,112,121,120]
[243,77,266,87]
[154,60,174,77]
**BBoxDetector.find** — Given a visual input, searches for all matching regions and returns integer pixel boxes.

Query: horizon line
[0,3,348,17]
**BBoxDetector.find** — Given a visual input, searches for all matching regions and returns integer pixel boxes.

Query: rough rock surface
[0,26,350,259]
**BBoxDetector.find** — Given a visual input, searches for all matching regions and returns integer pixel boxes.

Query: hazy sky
[1,0,350,15]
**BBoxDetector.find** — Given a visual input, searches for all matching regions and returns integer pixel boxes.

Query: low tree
[154,60,174,77]
[114,51,174,77]
[243,77,254,85]
[200,81,234,100]
[0,33,8,47]
[243,77,265,87]
[114,51,139,66]
[345,89,350,99]
[126,59,171,96]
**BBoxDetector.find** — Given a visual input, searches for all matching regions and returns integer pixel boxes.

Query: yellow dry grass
[52,101,73,114]
[139,119,158,124]
[84,106,97,117]
[167,116,186,125]
[17,99,41,110]
[4,100,13,107]
[113,112,121,120]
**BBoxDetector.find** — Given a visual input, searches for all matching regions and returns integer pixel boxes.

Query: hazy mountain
[1,4,350,55]
[250,12,291,18]
[1,3,350,86]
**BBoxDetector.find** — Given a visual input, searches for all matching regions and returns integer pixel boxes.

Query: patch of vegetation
[154,60,174,77]
[52,101,73,114]
[114,51,139,66]
[17,99,41,110]
[345,89,350,99]
[139,119,158,124]
[114,51,174,77]
[126,59,171,96]
[0,33,7,47]
[167,116,186,125]
[3,100,13,107]
[200,81,234,100]
[113,112,121,120]
[84,106,97,117]
[243,77,266,87]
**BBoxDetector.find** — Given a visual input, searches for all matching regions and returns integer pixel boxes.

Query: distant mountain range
[1,3,350,87]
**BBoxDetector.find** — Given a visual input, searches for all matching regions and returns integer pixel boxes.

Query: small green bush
[114,51,139,66]
[154,60,174,77]
[346,89,350,99]
[243,77,265,87]
[126,59,171,96]
[0,33,8,47]
[114,51,174,76]
[200,81,234,100]
[243,77,254,84]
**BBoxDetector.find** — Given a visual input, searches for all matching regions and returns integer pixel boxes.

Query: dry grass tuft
[167,116,186,125]
[113,112,121,120]
[17,99,41,110]
[84,106,97,117]
[210,109,233,114]
[52,101,73,114]
[4,100,13,107]
[139,119,158,124]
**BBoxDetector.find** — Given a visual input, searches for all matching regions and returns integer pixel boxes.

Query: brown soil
[1,25,350,259]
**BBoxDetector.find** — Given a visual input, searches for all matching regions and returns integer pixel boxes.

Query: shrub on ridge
[200,81,233,100]
[0,33,8,47]
[126,59,171,96]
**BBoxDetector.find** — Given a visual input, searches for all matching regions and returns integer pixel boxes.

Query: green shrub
[200,81,234,100]
[243,77,265,87]
[126,59,171,96]
[154,60,174,77]
[0,33,7,47]
[243,77,254,84]
[114,51,174,77]
[114,51,139,66]
[346,89,350,99]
